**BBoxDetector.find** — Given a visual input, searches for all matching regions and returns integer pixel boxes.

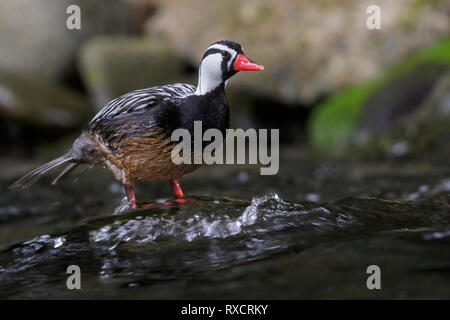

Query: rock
[357,64,445,138]
[0,69,93,130]
[365,70,450,159]
[308,39,450,151]
[146,0,450,104]
[0,0,132,81]
[79,36,196,107]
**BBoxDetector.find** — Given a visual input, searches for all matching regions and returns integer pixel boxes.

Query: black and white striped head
[195,40,264,95]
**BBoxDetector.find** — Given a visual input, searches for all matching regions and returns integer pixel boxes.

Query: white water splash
[91,193,300,245]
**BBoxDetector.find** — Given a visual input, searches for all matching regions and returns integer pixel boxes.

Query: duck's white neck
[195,53,224,95]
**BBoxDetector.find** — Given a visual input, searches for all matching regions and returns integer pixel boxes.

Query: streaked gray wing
[89,83,196,124]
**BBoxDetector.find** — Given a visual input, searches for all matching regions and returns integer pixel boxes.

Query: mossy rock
[0,0,132,81]
[308,38,450,150]
[0,69,93,130]
[358,72,450,160]
[148,0,450,104]
[79,37,196,108]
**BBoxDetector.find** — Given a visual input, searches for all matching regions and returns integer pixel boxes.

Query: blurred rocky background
[1,1,450,300]
[0,0,449,171]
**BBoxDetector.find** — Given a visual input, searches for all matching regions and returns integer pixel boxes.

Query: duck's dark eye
[222,52,233,68]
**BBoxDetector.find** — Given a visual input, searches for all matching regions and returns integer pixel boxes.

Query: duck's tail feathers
[51,162,79,185]
[10,154,75,189]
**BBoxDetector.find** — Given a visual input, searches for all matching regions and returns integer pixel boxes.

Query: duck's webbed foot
[138,179,196,208]
[124,179,197,209]
[137,197,197,209]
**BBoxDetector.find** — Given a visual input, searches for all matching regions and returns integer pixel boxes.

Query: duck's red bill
[233,54,264,71]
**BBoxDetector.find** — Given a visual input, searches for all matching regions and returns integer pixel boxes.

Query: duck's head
[196,40,264,95]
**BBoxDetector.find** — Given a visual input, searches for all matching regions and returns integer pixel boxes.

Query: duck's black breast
[84,86,229,161]
[155,86,230,139]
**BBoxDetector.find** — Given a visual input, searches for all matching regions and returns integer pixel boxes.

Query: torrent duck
[11,40,264,208]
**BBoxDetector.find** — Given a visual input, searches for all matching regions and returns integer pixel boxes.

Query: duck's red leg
[124,183,137,209]
[169,179,184,199]
[135,180,196,209]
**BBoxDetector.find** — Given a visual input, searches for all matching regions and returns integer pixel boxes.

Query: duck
[10,40,264,209]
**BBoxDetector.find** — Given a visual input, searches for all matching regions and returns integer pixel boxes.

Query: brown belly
[88,130,202,185]
[120,155,201,184]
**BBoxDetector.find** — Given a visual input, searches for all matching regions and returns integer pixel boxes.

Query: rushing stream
[0,150,449,299]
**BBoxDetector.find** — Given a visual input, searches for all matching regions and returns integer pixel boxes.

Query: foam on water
[1,193,448,298]
[92,193,308,245]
